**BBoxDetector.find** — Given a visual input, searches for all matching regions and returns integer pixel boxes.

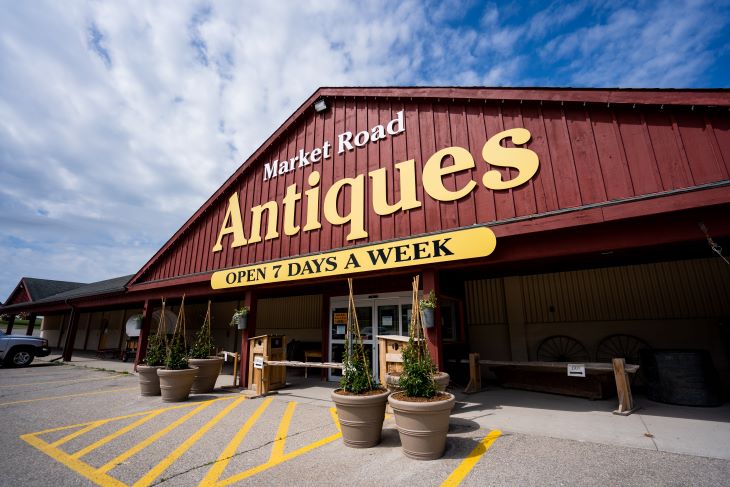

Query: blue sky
[1,0,728,301]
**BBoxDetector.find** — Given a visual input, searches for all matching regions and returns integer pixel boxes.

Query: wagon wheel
[536,335,590,362]
[596,334,650,365]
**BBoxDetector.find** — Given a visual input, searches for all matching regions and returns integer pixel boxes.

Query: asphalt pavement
[1,362,728,486]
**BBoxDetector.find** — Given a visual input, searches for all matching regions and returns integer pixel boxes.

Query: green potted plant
[157,297,198,402]
[331,279,390,448]
[388,276,455,460]
[138,330,166,396]
[419,290,437,328]
[188,301,223,394]
[230,306,250,330]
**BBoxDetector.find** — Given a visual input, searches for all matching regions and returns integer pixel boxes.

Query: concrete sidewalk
[38,351,730,461]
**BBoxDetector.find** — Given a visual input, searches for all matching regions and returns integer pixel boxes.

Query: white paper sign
[254,356,264,370]
[567,364,586,377]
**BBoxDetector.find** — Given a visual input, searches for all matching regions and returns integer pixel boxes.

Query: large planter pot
[157,367,198,402]
[189,357,224,394]
[385,371,450,392]
[331,388,390,448]
[388,392,455,460]
[138,365,163,396]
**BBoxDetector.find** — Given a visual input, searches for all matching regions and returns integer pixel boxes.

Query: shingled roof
[23,278,86,301]
[0,275,133,312]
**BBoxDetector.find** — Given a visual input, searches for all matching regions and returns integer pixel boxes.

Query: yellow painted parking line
[0,374,126,388]
[50,420,109,447]
[98,397,230,474]
[441,430,502,487]
[21,433,127,487]
[329,407,340,432]
[269,402,296,462]
[132,396,247,487]
[199,397,274,487]
[28,401,205,438]
[0,387,138,407]
[72,410,165,459]
[215,404,342,486]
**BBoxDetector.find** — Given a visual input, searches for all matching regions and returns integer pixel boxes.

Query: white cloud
[0,0,727,300]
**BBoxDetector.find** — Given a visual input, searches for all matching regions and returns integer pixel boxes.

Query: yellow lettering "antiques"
[211,128,538,253]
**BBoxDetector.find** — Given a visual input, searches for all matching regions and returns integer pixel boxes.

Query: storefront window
[400,304,412,336]
[377,305,398,335]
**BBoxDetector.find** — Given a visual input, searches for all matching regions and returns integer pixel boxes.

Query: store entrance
[328,292,413,381]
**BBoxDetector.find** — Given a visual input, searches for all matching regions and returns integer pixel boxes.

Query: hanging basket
[234,313,248,330]
[421,308,435,329]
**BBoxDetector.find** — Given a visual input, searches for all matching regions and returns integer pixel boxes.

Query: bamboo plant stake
[346,278,372,391]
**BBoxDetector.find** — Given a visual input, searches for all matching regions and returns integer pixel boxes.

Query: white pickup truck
[0,330,51,367]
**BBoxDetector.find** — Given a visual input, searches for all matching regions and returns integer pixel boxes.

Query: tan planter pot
[433,371,450,391]
[385,371,450,392]
[388,392,455,460]
[331,388,390,448]
[138,365,163,396]
[157,367,198,402]
[189,357,224,394]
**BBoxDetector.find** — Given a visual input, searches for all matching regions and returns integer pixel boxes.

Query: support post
[5,314,15,334]
[62,308,80,361]
[320,292,331,380]
[134,300,152,371]
[239,292,256,388]
[504,276,528,361]
[57,314,67,348]
[422,269,443,371]
[117,309,129,353]
[464,352,482,394]
[612,358,638,415]
[25,313,37,336]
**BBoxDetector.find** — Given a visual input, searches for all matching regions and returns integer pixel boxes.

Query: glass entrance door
[328,293,413,381]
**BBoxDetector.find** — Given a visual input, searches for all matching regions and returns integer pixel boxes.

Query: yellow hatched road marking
[214,405,342,486]
[50,420,109,447]
[329,407,341,432]
[199,397,274,487]
[20,397,238,487]
[29,400,216,438]
[269,402,296,462]
[441,430,502,487]
[98,397,231,474]
[0,373,126,388]
[132,396,247,487]
[20,433,127,487]
[23,396,344,487]
[72,410,165,458]
[0,387,138,407]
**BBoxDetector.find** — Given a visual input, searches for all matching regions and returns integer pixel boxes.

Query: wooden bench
[464,353,639,415]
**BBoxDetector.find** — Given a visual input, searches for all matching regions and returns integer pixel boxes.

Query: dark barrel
[640,349,723,407]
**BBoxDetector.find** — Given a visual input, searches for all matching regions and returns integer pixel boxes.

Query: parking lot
[2,363,729,486]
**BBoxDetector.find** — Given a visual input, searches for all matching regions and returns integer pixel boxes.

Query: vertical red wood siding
[134,96,730,284]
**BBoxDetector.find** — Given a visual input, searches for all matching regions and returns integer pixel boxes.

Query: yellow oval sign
[211,227,497,289]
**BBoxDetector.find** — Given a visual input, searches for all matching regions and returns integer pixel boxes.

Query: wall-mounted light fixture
[313,97,328,113]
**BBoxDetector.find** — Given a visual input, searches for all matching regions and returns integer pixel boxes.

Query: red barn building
[2,87,729,393]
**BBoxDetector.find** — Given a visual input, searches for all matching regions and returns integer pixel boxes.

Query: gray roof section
[32,275,134,303]
[0,275,133,311]
[23,278,86,300]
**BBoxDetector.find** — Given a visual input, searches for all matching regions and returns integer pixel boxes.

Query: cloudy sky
[1,0,728,300]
